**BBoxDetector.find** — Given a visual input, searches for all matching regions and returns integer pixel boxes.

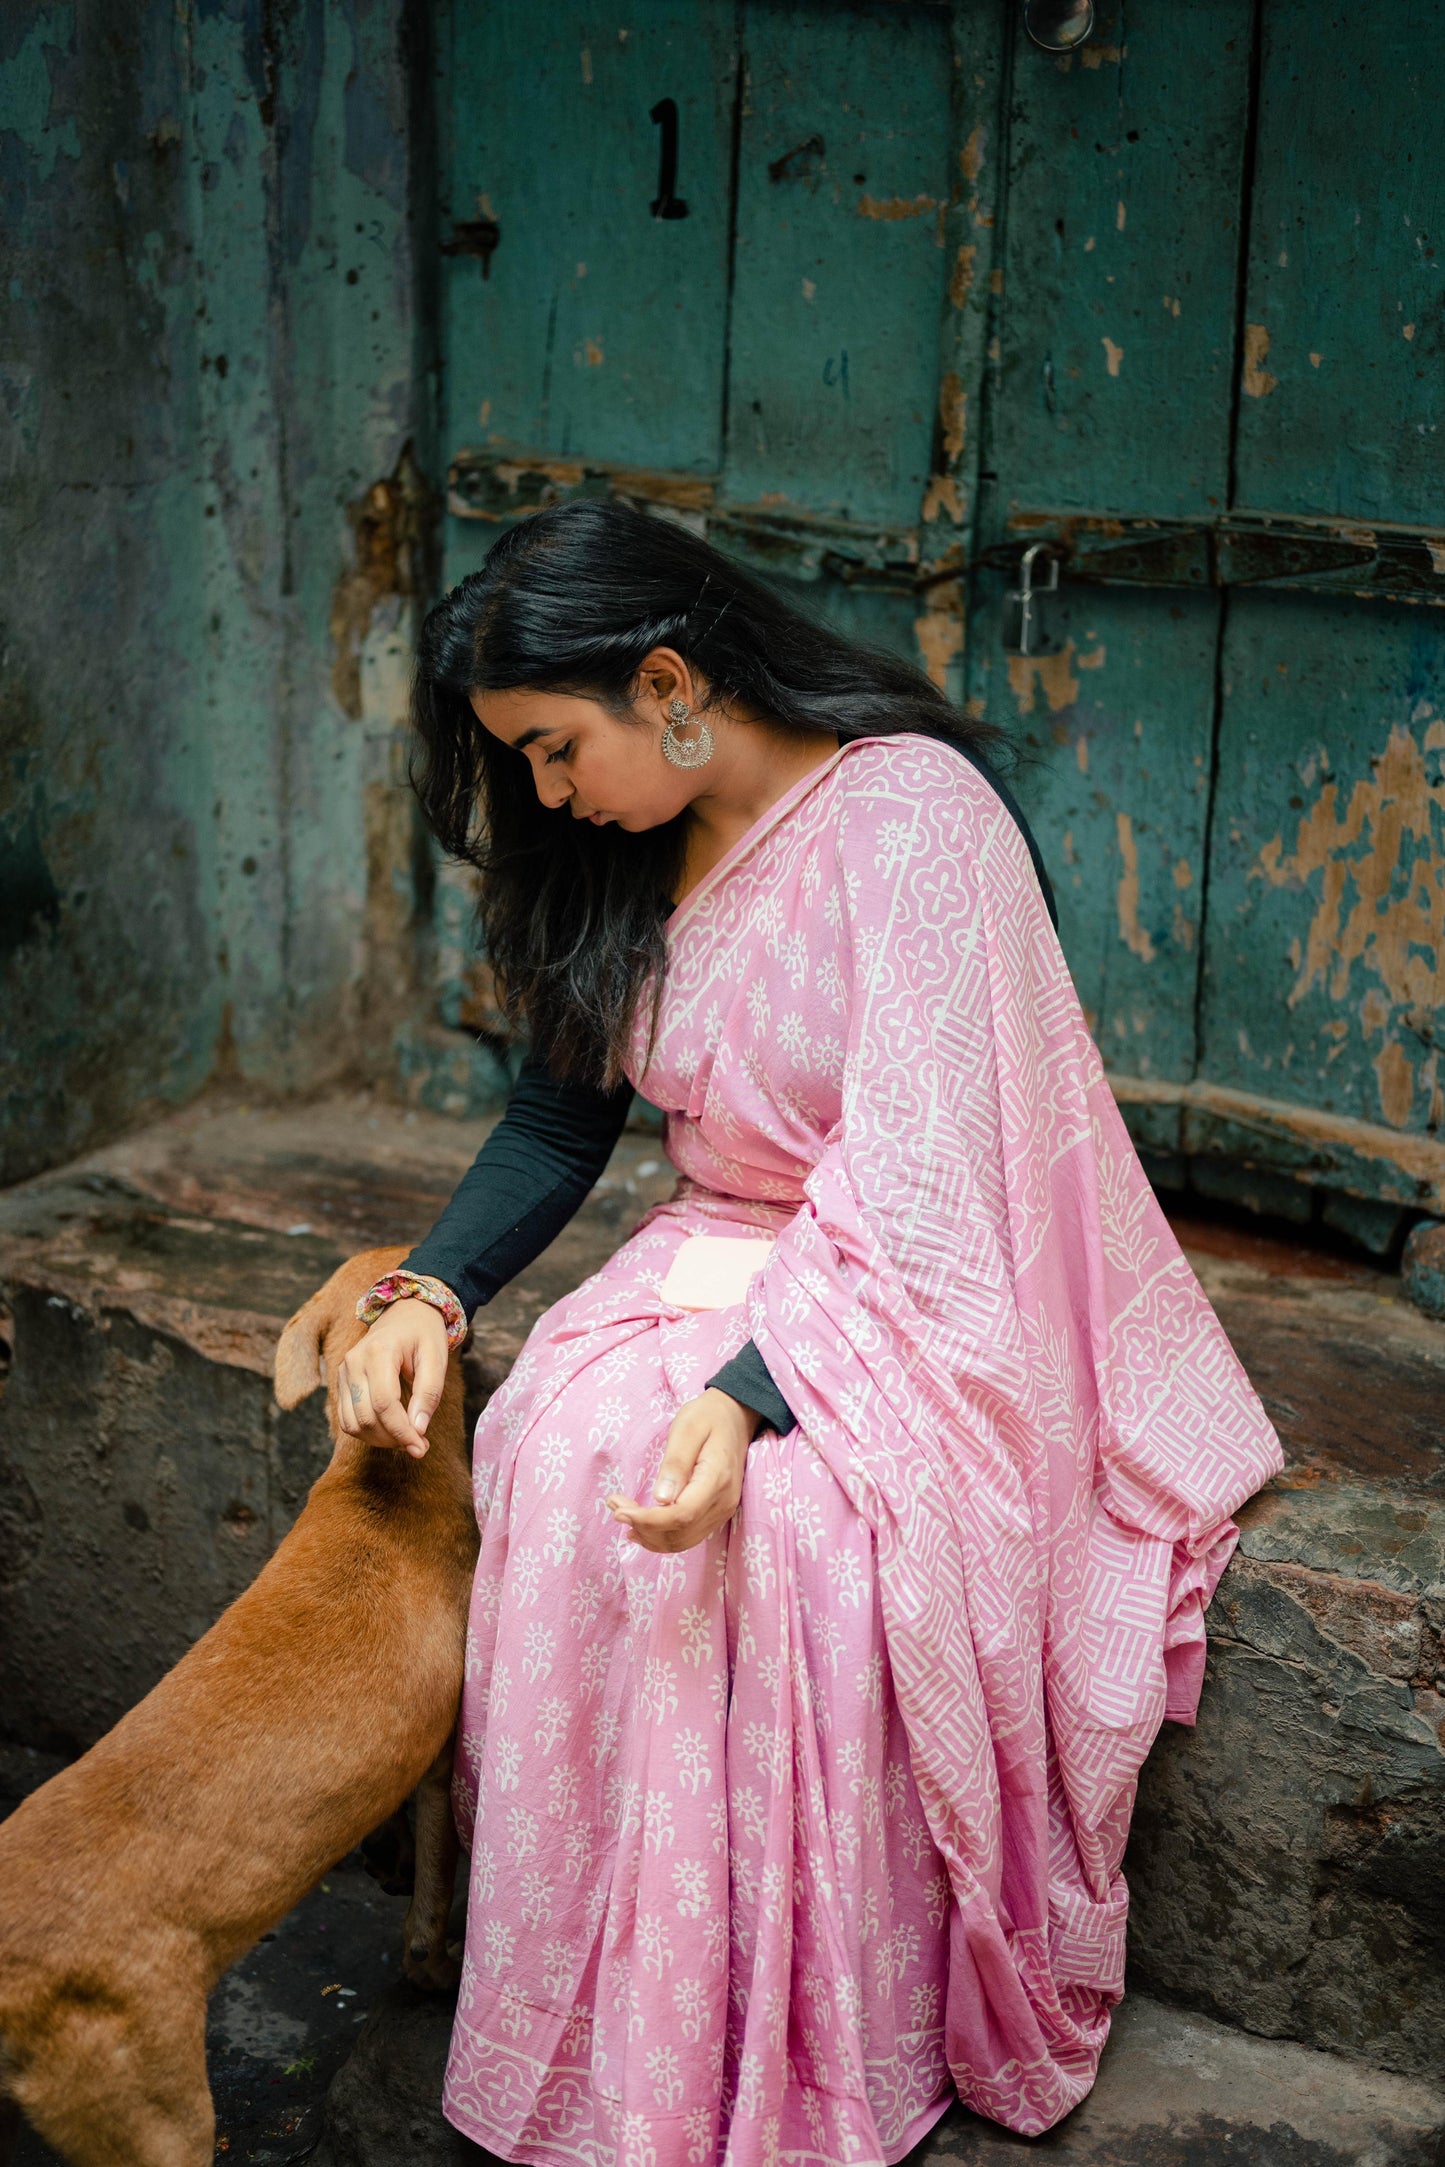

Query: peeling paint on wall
[1254,719,1445,1128]
[914,582,964,691]
[1116,811,1157,962]
[329,447,429,721]
[949,242,977,309]
[1004,637,1107,718]
[1242,322,1278,398]
[0,0,436,1184]
[857,192,937,222]
[921,472,964,524]
[938,370,965,463]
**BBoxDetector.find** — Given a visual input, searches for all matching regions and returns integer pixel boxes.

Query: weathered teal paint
[981,1,1253,520]
[1201,595,1445,1136]
[430,0,1444,1232]
[971,578,1218,1084]
[960,1,1445,1226]
[1195,0,1445,1188]
[722,2,953,529]
[962,2,1251,1085]
[6,0,1440,1231]
[441,0,738,508]
[0,8,81,178]
[1233,2,1443,526]
[0,0,435,1185]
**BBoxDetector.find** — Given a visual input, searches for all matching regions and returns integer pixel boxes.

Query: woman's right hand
[336,1297,450,1457]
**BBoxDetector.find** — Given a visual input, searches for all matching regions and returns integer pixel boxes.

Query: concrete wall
[0,0,440,1186]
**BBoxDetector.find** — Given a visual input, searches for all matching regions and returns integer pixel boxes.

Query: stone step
[0,1091,1441,2088]
[1127,1220,1445,2082]
[308,1983,1445,2167]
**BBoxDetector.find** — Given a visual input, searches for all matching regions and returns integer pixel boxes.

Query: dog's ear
[274,1289,328,1409]
[273,1247,409,1408]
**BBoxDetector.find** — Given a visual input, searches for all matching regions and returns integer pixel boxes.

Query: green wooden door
[960,1,1445,1240]
[433,1,1445,1240]
[1194,3,1445,1234]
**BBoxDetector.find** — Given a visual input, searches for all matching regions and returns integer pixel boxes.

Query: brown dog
[0,1248,479,2166]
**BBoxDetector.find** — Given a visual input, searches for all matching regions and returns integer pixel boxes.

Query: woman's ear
[637,645,696,714]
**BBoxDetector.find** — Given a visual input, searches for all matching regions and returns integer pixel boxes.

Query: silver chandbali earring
[660,694,715,769]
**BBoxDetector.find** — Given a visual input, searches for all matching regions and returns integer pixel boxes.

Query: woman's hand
[336,1298,450,1458]
[606,1389,762,1554]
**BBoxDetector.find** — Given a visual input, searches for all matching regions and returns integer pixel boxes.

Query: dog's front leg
[402,1736,461,1991]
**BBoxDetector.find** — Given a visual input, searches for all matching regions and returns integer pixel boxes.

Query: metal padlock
[1006,542,1061,657]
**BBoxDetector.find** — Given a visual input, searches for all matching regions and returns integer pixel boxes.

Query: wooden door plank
[1233,0,1445,524]
[965,4,1252,1083]
[985,0,1254,521]
[969,578,1218,1086]
[721,0,955,527]
[441,0,739,560]
[1199,592,1445,1144]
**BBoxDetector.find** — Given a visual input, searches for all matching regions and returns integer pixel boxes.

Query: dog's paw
[403,1937,463,1993]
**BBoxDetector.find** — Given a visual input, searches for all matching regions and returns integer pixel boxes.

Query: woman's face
[471,654,705,832]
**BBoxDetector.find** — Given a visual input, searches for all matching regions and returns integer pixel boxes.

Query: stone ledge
[1126,1221,1445,2081]
[307,1983,1445,2167]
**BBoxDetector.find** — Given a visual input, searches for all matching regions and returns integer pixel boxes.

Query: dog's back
[0,1248,478,2167]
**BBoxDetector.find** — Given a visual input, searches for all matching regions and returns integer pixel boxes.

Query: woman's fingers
[652,1400,709,1505]
[332,1301,452,1458]
[335,1349,427,1455]
[369,1374,430,1457]
[608,1418,746,1552]
[406,1321,449,1442]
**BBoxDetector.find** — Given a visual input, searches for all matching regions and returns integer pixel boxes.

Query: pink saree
[443,733,1282,2164]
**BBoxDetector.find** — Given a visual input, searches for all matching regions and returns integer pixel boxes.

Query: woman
[339,499,1282,2165]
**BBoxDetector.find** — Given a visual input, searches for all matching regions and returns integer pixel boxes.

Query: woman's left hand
[606,1389,762,1554]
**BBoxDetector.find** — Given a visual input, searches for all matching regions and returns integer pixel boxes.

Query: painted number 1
[649,98,689,220]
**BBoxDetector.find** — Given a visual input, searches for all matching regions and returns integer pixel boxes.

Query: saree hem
[438,2080,961,2167]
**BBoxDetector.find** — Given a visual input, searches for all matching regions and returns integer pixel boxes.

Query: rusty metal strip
[993,509,1445,605]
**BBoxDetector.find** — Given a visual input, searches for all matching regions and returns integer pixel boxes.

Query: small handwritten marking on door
[649,99,688,220]
[823,351,851,396]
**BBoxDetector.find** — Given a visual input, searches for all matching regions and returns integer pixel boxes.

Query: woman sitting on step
[338,496,1283,2164]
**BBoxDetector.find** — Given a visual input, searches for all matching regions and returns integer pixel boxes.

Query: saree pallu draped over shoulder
[443,733,1283,2166]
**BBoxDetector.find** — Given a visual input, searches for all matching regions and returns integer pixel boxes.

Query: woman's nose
[534,769,571,810]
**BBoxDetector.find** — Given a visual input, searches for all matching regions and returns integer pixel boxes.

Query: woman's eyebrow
[511,725,557,752]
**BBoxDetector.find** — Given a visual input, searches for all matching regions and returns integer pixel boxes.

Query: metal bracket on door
[981,513,1445,607]
[1005,542,1062,655]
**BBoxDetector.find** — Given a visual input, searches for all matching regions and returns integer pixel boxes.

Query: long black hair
[409,496,1026,1091]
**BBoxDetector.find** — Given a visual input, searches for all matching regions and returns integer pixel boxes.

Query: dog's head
[273,1245,410,1411]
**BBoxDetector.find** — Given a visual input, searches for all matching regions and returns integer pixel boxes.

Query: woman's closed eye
[544,741,573,765]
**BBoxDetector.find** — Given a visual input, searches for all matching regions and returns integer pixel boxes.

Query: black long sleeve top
[401,1051,798,1434]
[401,737,1057,1441]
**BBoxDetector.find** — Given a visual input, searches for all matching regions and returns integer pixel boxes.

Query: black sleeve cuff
[705,1338,797,1434]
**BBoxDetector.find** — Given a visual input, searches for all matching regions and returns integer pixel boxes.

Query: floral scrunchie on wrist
[355,1268,468,1352]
